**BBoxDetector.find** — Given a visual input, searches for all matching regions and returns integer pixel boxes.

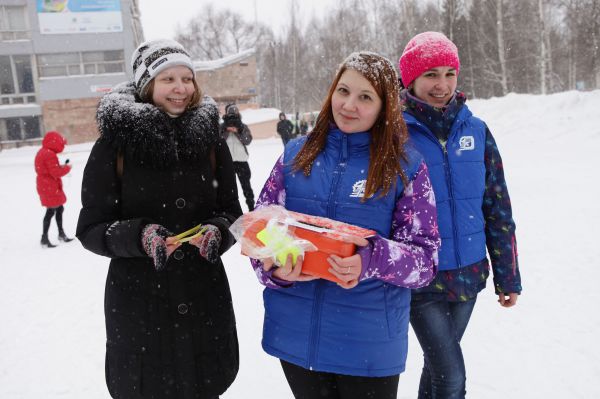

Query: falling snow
[0,90,599,398]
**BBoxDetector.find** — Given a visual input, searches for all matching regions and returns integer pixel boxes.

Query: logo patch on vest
[459,136,475,151]
[350,179,366,198]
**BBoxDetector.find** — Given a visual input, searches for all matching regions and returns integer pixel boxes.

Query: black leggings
[233,161,255,210]
[43,205,64,235]
[281,360,399,399]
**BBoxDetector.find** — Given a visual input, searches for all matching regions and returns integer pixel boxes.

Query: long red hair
[293,52,409,199]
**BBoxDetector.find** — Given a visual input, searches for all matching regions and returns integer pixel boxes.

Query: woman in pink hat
[399,32,522,399]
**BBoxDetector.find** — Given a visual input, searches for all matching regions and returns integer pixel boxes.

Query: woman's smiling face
[331,69,382,133]
[151,65,195,116]
[411,66,458,108]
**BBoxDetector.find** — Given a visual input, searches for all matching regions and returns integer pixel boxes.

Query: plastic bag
[229,205,318,266]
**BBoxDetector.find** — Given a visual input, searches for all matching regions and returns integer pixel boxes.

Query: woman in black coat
[76,39,243,399]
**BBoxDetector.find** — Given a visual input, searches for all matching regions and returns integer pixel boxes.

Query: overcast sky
[138,0,338,41]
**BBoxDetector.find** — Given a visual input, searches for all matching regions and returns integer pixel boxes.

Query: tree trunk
[466,15,476,98]
[538,0,547,94]
[290,0,298,114]
[496,0,509,95]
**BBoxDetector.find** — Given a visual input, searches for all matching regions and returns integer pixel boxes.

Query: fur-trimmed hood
[96,82,220,169]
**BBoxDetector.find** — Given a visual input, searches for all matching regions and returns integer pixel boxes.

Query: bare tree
[538,0,549,93]
[173,0,597,108]
[442,0,463,41]
[174,4,270,60]
[495,0,509,95]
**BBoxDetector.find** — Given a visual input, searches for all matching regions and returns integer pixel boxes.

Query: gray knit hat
[131,39,195,98]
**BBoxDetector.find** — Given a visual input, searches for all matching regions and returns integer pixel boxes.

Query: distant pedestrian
[299,115,309,136]
[309,112,317,130]
[35,130,73,248]
[221,103,255,211]
[276,112,294,145]
[293,112,301,137]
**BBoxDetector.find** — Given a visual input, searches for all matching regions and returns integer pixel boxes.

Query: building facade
[0,1,261,148]
[0,0,143,148]
[194,48,258,111]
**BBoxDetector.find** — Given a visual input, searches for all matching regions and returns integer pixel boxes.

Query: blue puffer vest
[261,129,422,377]
[404,105,487,270]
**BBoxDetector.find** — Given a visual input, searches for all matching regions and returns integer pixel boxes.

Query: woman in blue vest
[249,52,441,399]
[398,32,522,399]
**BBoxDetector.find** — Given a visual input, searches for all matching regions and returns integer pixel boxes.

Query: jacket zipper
[442,142,462,266]
[326,134,348,219]
[307,281,325,369]
[308,134,348,369]
[410,119,461,266]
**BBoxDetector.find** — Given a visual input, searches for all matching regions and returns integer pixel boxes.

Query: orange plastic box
[242,210,375,284]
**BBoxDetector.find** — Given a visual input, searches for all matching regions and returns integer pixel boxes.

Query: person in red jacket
[35,131,73,247]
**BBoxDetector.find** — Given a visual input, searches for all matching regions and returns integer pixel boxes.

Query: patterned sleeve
[357,160,440,288]
[483,128,522,294]
[249,155,293,289]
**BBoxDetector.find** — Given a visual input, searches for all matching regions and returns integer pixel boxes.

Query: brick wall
[248,119,279,139]
[196,56,258,104]
[42,98,101,144]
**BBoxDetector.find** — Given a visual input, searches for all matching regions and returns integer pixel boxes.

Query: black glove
[141,224,173,271]
[189,224,222,263]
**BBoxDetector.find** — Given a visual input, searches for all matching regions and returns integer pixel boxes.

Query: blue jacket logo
[459,136,475,150]
[350,179,366,198]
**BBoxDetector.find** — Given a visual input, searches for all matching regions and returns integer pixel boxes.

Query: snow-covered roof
[239,108,281,125]
[193,48,255,71]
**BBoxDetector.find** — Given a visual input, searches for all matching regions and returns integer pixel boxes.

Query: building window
[0,6,29,41]
[0,55,36,105]
[0,116,41,142]
[38,50,125,77]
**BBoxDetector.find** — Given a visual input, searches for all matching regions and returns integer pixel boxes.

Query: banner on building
[37,0,123,34]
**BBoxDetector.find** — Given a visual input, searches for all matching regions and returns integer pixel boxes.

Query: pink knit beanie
[399,31,460,88]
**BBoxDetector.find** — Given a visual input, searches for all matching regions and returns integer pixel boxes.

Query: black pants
[233,161,255,211]
[281,360,399,399]
[43,205,64,236]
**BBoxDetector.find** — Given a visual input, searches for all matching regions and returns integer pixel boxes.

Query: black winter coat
[76,82,243,399]
[276,119,294,144]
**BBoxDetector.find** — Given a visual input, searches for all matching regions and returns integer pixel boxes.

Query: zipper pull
[341,134,348,162]
[439,138,448,154]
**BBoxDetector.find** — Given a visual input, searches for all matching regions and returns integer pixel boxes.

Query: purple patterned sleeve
[358,160,440,288]
[249,156,293,289]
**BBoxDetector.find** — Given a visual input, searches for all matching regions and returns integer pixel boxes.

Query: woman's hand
[187,225,222,263]
[165,236,182,256]
[498,292,519,308]
[141,224,181,271]
[327,237,369,289]
[327,254,362,289]
[262,255,318,282]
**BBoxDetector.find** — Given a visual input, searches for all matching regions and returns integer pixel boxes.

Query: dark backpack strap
[209,145,217,175]
[116,151,124,179]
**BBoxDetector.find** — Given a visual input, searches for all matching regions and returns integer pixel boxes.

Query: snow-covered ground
[1,90,599,398]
